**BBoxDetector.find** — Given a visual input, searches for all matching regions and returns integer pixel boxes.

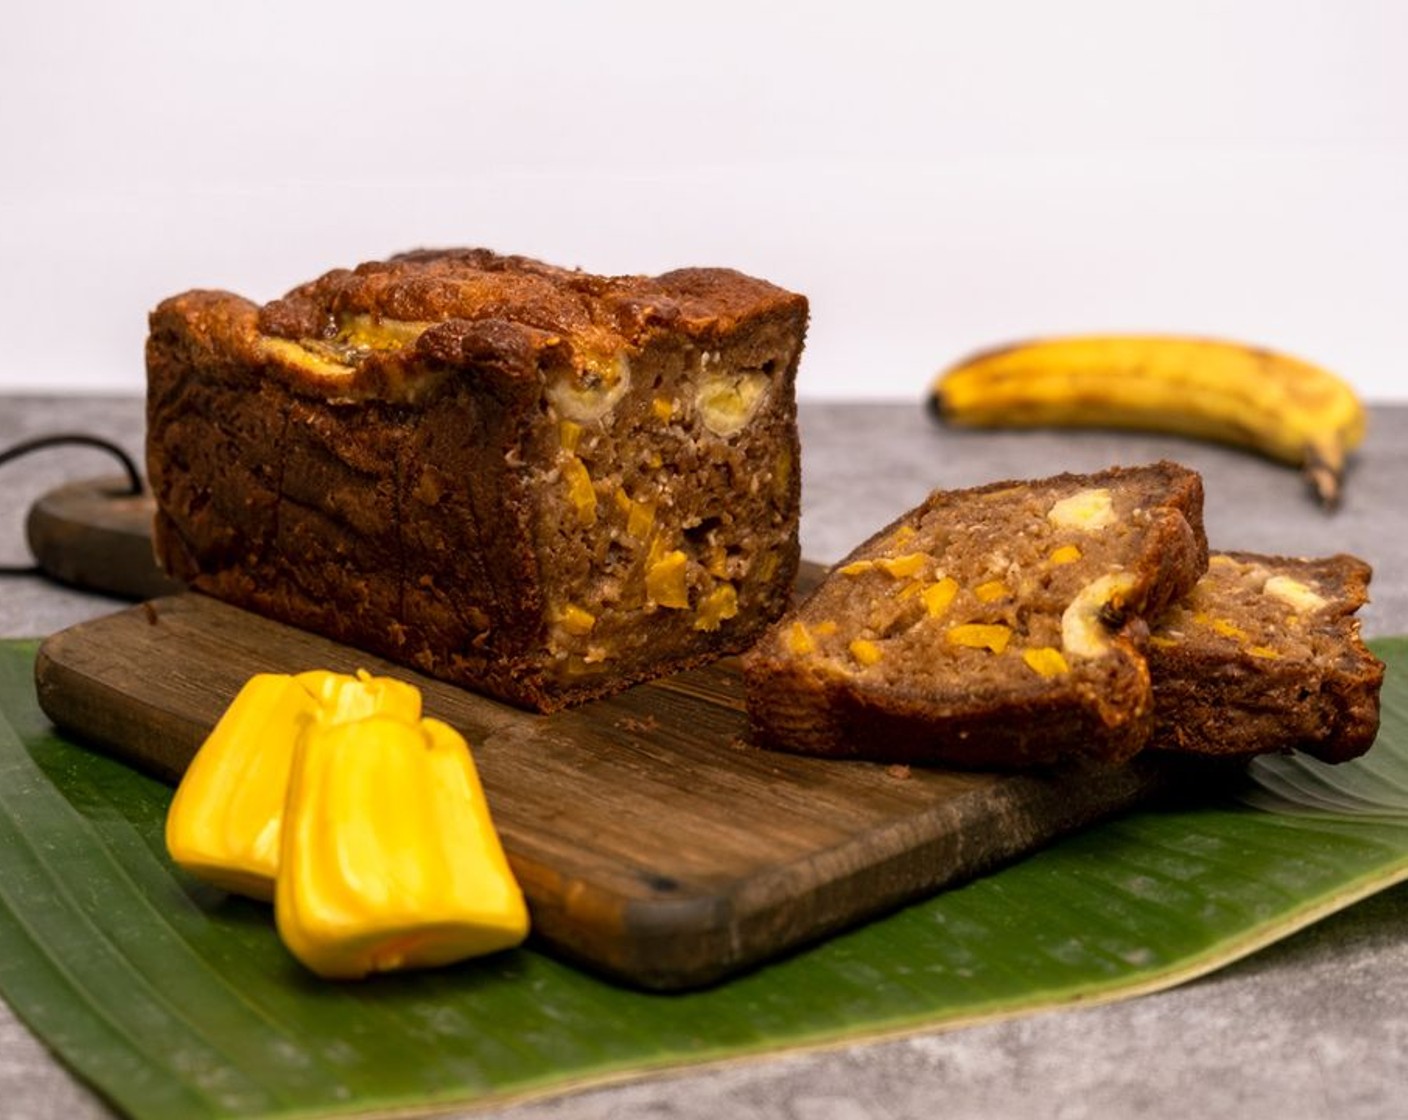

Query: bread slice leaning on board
[743,462,1383,769]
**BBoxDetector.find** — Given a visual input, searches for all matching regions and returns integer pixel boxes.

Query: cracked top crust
[259,248,805,343]
[150,248,808,404]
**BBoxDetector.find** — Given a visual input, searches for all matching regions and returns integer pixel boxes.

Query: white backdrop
[2,0,1404,400]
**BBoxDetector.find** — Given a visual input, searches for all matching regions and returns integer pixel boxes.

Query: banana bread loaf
[1148,551,1383,761]
[147,249,808,711]
[742,462,1208,768]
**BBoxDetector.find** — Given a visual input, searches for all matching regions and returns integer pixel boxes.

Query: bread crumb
[616,715,660,734]
[885,763,912,781]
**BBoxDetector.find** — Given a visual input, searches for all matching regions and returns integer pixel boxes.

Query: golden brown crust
[258,248,806,354]
[155,251,807,409]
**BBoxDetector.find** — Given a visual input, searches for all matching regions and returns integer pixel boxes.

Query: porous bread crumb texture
[146,249,808,712]
[743,462,1209,769]
[1149,551,1384,761]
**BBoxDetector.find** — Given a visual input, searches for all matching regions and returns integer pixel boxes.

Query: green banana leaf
[1,637,1406,1120]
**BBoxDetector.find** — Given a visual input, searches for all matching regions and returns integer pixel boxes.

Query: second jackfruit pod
[274,714,530,979]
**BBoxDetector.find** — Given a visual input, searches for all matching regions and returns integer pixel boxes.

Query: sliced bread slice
[743,461,1208,768]
[1149,551,1384,762]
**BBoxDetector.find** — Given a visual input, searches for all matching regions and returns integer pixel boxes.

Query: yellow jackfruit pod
[296,669,423,728]
[274,714,529,980]
[165,670,421,901]
[165,674,314,900]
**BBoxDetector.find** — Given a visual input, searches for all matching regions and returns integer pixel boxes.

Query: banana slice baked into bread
[147,249,808,711]
[742,462,1208,768]
[1148,551,1384,761]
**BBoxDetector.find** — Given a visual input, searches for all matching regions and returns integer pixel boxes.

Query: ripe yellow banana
[930,335,1366,508]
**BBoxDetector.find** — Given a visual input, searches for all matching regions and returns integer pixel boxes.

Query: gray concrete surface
[1,395,1406,1120]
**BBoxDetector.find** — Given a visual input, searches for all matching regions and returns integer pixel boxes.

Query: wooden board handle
[25,476,182,600]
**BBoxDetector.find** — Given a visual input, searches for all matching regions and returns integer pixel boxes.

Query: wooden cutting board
[33,589,1175,991]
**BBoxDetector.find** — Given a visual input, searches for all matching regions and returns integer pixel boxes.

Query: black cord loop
[0,432,145,576]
